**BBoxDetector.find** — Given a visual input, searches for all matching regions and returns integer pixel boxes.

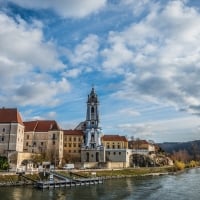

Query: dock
[35,171,103,189]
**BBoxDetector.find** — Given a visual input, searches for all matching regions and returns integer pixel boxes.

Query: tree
[0,156,9,170]
[171,149,191,163]
[31,154,45,166]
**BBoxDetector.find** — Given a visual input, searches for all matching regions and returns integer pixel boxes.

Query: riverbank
[72,166,175,179]
[0,165,195,187]
[0,173,42,187]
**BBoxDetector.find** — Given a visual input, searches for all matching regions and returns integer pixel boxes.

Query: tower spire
[84,87,101,149]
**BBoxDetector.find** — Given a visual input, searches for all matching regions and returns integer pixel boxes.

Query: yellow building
[23,120,63,166]
[101,135,128,149]
[63,130,84,163]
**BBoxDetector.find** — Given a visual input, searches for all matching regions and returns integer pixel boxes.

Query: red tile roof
[24,120,60,132]
[129,140,149,145]
[0,108,24,126]
[101,135,128,142]
[63,130,84,136]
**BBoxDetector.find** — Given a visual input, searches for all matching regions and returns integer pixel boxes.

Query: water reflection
[0,168,200,200]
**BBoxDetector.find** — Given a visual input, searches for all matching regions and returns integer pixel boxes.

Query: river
[0,168,200,200]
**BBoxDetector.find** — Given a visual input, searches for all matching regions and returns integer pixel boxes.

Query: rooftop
[0,107,24,126]
[102,134,128,142]
[24,120,60,132]
[63,130,84,136]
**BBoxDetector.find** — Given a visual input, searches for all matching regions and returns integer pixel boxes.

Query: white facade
[0,123,24,155]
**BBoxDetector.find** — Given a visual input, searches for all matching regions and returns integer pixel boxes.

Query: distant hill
[157,140,200,160]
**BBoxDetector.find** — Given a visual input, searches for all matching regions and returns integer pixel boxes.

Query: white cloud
[101,39,134,73]
[0,13,64,71]
[0,13,70,107]
[120,0,153,16]
[6,0,107,18]
[46,111,57,119]
[117,116,200,142]
[118,108,140,117]
[62,68,82,78]
[101,0,200,115]
[68,34,99,65]
[10,78,70,106]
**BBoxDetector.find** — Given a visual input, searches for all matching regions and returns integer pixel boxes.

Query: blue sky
[1,0,200,142]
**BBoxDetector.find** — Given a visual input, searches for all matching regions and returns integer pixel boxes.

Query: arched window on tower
[91,107,95,119]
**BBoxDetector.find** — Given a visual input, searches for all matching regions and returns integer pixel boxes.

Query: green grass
[77,167,174,178]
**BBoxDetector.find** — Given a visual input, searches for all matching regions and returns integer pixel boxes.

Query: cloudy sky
[1,0,200,142]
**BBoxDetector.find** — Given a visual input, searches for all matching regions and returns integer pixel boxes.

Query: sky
[1,0,200,143]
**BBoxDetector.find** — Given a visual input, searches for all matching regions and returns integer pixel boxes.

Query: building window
[107,151,110,155]
[2,128,5,132]
[112,145,115,149]
[113,152,116,155]
[119,152,121,155]
[41,142,43,146]
[52,141,55,145]
[107,145,110,149]
[74,150,76,153]
[73,143,76,147]
[52,133,56,140]
[26,142,28,146]
[69,150,71,153]
[69,137,71,141]
[79,138,81,141]
[69,143,71,147]
[27,135,29,139]
[64,144,66,147]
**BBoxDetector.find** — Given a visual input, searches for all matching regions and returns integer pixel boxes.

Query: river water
[0,168,200,200]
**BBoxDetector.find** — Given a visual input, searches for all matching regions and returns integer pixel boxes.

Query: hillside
[158,140,200,160]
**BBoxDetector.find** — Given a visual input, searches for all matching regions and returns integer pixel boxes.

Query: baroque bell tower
[81,87,105,163]
[84,87,102,148]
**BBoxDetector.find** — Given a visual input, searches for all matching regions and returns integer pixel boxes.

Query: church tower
[84,87,102,148]
[81,87,105,163]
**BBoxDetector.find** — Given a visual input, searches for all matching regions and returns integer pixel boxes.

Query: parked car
[62,163,74,170]
[16,165,25,174]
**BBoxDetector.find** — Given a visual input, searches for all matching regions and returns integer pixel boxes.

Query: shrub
[188,160,197,168]
[174,160,185,171]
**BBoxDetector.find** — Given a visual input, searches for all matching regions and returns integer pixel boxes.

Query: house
[128,139,155,154]
[0,108,24,169]
[63,130,84,163]
[101,135,129,168]
[101,135,128,149]
[23,120,63,166]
